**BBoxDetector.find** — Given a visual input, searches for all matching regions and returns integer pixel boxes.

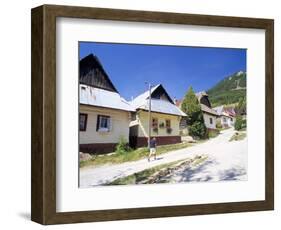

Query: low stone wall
[131,136,181,148]
[80,136,182,154]
[80,143,117,154]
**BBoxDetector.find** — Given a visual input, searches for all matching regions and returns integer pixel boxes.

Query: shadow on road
[177,159,218,182]
[167,159,246,183]
[218,167,247,181]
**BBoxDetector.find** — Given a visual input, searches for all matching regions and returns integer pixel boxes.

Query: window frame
[165,119,171,128]
[152,117,158,129]
[79,113,88,131]
[96,115,111,132]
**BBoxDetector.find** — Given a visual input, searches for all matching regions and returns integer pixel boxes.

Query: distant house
[214,105,236,128]
[196,91,218,130]
[174,91,219,133]
[79,54,135,154]
[129,84,187,148]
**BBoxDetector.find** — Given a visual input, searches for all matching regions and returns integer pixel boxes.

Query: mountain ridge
[207,71,246,107]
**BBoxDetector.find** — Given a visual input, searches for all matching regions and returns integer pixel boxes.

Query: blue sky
[79,42,246,101]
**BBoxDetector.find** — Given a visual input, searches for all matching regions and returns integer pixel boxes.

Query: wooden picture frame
[31,4,274,225]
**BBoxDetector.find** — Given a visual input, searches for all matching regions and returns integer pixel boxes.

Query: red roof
[224,107,236,117]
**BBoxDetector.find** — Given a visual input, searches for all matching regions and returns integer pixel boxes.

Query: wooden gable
[151,84,174,104]
[200,95,212,108]
[79,54,118,92]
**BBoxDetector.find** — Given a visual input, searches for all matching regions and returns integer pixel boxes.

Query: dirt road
[80,128,247,187]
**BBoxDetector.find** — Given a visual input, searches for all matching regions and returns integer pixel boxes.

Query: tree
[181,87,207,138]
[234,116,243,131]
[234,115,246,131]
[235,97,246,115]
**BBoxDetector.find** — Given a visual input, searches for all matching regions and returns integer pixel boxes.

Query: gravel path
[80,128,247,187]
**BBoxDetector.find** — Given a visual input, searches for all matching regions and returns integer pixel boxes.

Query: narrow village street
[80,128,247,187]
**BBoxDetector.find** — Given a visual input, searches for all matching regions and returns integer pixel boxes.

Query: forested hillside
[207,71,246,107]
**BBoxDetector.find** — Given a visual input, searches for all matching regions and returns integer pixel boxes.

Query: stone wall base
[80,136,182,154]
[80,143,117,154]
[130,136,181,148]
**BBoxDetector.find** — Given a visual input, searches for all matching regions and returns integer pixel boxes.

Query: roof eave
[136,108,186,117]
[80,103,135,112]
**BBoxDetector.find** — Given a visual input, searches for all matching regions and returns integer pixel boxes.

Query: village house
[196,91,218,131]
[79,54,135,154]
[129,84,187,148]
[175,91,218,132]
[214,105,236,128]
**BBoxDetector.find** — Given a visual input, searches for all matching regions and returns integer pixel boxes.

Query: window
[230,117,233,121]
[165,119,171,128]
[209,117,213,124]
[96,115,111,132]
[166,119,172,134]
[79,113,88,131]
[152,117,158,129]
[152,117,158,133]
[223,117,227,122]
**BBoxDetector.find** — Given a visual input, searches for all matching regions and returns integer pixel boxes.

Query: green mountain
[207,71,246,107]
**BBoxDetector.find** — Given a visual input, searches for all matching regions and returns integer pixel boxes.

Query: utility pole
[146,82,152,148]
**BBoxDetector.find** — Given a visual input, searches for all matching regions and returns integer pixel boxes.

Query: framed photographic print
[31,4,274,225]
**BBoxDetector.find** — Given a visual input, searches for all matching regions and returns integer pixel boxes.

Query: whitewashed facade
[79,54,135,154]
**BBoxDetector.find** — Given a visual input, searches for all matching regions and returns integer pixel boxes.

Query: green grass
[108,155,208,185]
[217,126,232,133]
[108,160,184,185]
[208,130,219,139]
[229,132,246,142]
[191,155,208,167]
[80,142,193,168]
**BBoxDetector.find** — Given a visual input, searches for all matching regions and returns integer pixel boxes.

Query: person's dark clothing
[149,139,156,148]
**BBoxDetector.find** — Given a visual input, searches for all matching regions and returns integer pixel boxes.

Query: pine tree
[181,87,207,138]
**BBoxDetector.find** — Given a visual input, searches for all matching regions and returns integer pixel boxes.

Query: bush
[234,116,246,130]
[208,129,219,138]
[189,121,207,139]
[115,137,132,154]
[234,116,242,130]
[216,120,222,129]
[242,119,247,129]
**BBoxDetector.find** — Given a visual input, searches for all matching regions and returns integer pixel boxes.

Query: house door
[129,125,139,149]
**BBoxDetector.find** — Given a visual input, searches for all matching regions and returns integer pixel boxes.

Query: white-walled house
[175,91,218,134]
[196,91,218,130]
[79,54,135,154]
[129,84,187,148]
[214,105,236,128]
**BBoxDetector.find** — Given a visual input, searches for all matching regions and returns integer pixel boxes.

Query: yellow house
[129,84,187,148]
[79,54,135,154]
